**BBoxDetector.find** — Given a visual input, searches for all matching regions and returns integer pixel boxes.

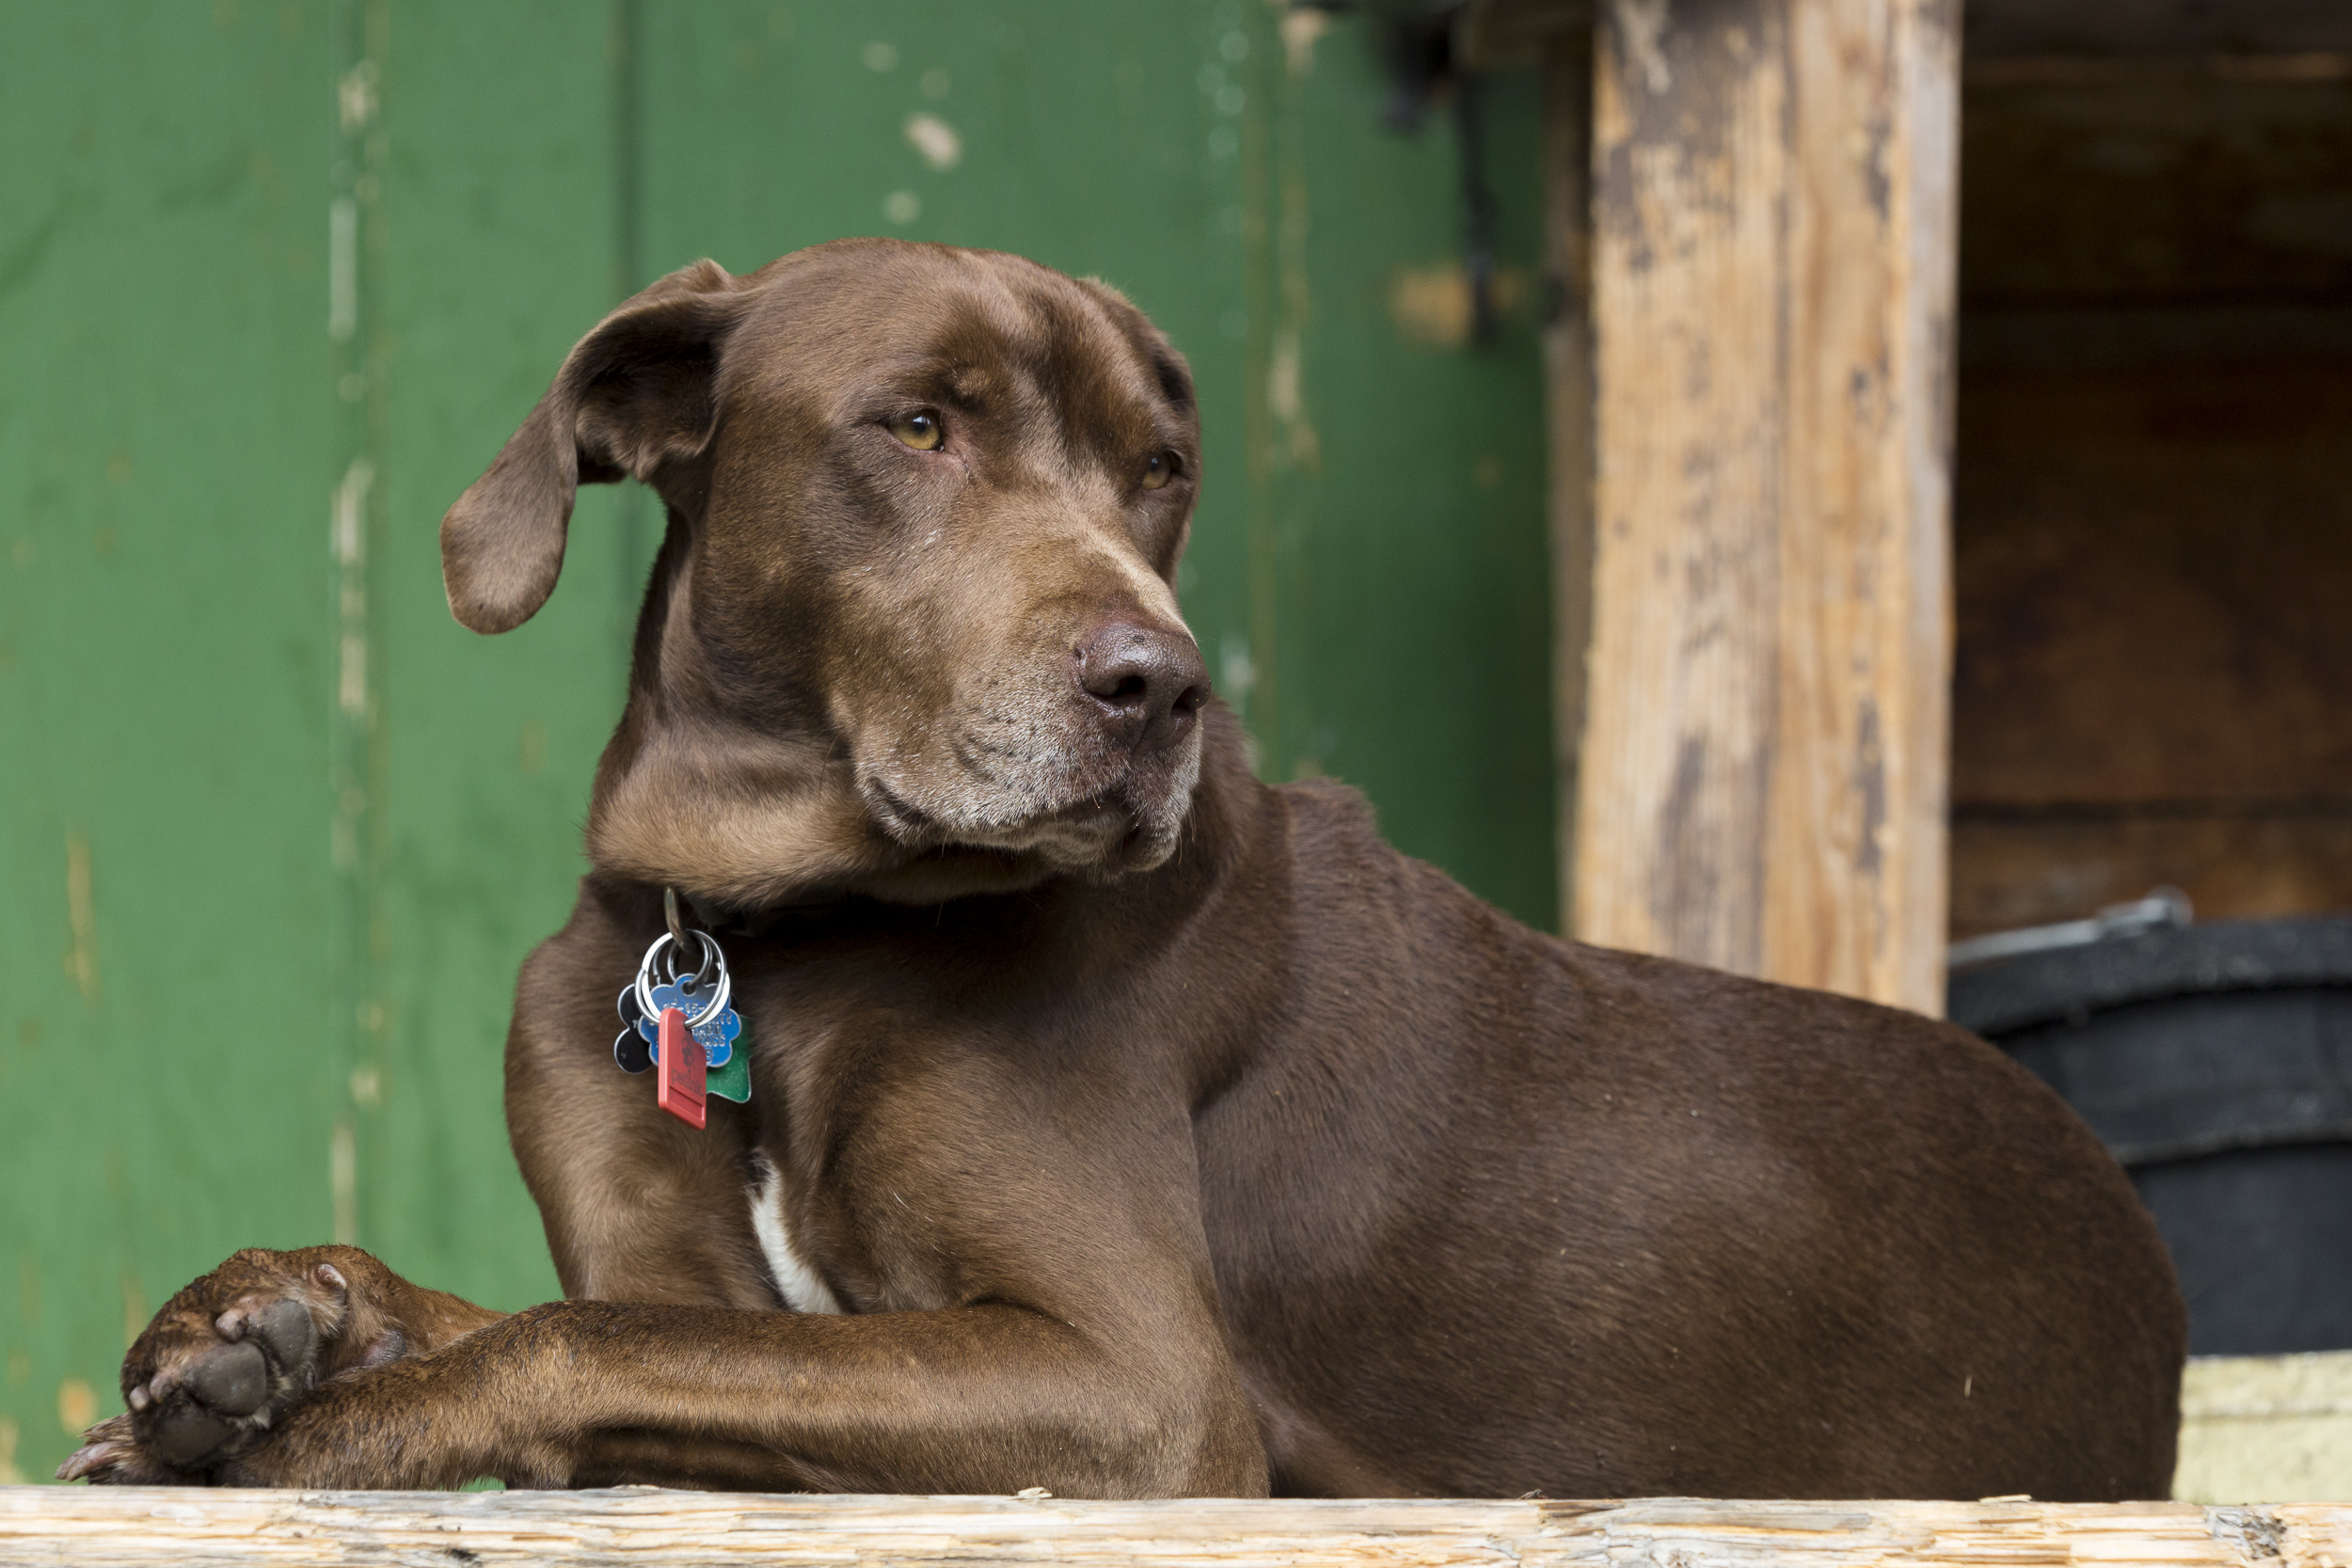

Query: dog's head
[442,240,1212,907]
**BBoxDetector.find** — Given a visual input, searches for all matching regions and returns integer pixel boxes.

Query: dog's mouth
[862,775,943,837]
[866,776,1138,856]
[859,742,1196,877]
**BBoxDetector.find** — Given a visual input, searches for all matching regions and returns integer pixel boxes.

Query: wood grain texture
[1948,813,2352,941]
[1958,71,2352,309]
[5,1492,2351,1568]
[1950,363,2352,810]
[1575,0,1959,1013]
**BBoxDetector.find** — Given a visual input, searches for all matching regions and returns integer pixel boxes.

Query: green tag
[707,1048,752,1103]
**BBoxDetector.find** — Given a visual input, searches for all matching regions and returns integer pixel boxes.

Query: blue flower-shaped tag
[614,979,750,1103]
[638,980,739,1067]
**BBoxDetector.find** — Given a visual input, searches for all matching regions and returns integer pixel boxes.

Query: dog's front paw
[106,1246,381,1477]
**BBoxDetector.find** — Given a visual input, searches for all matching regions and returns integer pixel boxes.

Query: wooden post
[1566,0,1959,1014]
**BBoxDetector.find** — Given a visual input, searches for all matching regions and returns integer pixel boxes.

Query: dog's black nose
[1075,620,1210,752]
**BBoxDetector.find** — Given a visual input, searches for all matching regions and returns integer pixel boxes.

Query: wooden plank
[1958,70,2352,314]
[1963,0,2352,59]
[1949,812,2352,941]
[1572,0,1959,1013]
[4,1491,2349,1568]
[1949,359,2352,811]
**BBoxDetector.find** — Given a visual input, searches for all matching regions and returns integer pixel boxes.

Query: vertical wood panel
[368,0,630,1308]
[1574,0,1956,1012]
[0,1,339,1486]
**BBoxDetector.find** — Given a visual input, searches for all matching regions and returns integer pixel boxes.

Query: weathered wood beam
[1963,0,2352,59]
[3,1490,2346,1567]
[1570,0,1959,1013]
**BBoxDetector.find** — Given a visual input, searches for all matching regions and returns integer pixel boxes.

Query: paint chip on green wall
[56,1377,93,1437]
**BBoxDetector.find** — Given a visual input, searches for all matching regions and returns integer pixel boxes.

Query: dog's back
[1184,756,2182,1498]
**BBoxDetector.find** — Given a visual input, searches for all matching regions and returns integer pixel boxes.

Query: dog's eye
[889,410,945,451]
[1141,451,1181,490]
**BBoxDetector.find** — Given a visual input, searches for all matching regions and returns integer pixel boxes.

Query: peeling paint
[324,0,391,1263]
[903,112,960,171]
[336,57,376,132]
[64,831,97,1003]
[330,1118,357,1245]
[333,457,371,721]
[327,195,357,341]
[1270,61,1318,473]
[1218,635,1256,721]
[56,1375,93,1436]
[1267,328,1301,423]
[1389,262,1535,347]
[1279,5,1326,77]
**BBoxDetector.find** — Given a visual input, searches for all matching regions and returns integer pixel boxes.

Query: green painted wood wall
[0,0,1550,1485]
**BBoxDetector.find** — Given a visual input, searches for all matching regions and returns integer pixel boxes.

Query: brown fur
[65,240,2184,1498]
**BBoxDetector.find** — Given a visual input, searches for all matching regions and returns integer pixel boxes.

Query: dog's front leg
[168,1298,1265,1496]
[60,1244,502,1484]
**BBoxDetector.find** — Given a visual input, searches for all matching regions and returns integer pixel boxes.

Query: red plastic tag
[656,1006,706,1129]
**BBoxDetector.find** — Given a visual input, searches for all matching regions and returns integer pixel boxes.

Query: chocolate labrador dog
[66,239,2184,1498]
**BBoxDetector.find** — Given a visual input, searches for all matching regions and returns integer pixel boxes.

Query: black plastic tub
[1948,916,2352,1356]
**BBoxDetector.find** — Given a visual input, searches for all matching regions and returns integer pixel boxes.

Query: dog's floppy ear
[440,259,749,634]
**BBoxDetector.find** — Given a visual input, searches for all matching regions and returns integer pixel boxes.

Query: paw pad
[186,1340,268,1416]
[149,1401,240,1467]
[245,1297,319,1370]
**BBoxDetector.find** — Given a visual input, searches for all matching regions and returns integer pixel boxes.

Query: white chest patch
[748,1151,845,1315]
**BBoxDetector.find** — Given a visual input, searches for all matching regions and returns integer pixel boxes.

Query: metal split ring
[634,927,731,1031]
